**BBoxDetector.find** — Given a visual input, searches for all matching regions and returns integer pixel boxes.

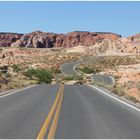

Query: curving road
[60,60,115,85]
[92,74,115,85]
[0,60,140,138]
[60,60,82,75]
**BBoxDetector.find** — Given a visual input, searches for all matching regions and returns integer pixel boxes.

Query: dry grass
[85,55,140,103]
[81,55,140,70]
[0,75,38,92]
[0,48,83,92]
[93,81,140,103]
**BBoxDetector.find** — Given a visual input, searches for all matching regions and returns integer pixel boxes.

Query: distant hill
[0,32,23,47]
[0,30,120,48]
[0,30,139,55]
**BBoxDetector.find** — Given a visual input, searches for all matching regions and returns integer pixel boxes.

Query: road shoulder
[0,84,36,99]
[89,85,140,111]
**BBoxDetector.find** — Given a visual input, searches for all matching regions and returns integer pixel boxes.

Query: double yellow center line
[37,84,65,139]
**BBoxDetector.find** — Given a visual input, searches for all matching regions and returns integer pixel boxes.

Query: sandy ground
[105,63,140,102]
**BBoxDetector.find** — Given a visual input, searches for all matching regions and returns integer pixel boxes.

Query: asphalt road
[60,60,82,75]
[92,74,115,85]
[60,60,115,85]
[55,85,140,139]
[0,84,140,138]
[0,84,59,139]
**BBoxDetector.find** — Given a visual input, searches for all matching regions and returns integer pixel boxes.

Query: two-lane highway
[0,84,59,139]
[0,84,140,138]
[55,85,140,139]
[0,60,139,139]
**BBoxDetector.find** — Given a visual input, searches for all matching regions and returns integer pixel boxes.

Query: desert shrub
[12,64,21,72]
[50,68,61,74]
[35,69,53,83]
[80,66,93,74]
[63,75,83,81]
[74,75,83,80]
[80,66,101,74]
[24,68,53,83]
[125,95,138,103]
[24,68,37,79]
[63,75,74,81]
[112,84,126,96]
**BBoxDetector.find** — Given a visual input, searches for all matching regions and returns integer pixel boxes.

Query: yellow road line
[47,84,64,139]
[36,84,64,139]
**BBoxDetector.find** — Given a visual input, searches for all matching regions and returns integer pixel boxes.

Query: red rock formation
[0,33,23,47]
[2,31,140,50]
[128,33,140,43]
[11,31,121,48]
[127,34,140,53]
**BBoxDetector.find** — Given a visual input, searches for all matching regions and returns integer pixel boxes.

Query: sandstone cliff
[0,32,23,47]
[0,31,140,55]
[11,31,121,48]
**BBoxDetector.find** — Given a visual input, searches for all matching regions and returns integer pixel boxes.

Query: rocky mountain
[65,34,140,55]
[88,37,140,55]
[0,33,23,47]
[11,31,121,48]
[0,31,140,55]
[127,34,140,49]
[128,33,140,42]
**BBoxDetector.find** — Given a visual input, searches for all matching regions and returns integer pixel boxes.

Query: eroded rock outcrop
[127,34,140,53]
[11,31,121,48]
[0,30,140,55]
[89,37,140,55]
[0,33,23,47]
[128,33,140,42]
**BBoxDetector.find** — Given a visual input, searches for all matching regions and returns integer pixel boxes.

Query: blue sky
[0,1,140,37]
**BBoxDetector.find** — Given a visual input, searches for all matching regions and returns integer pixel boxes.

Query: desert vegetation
[95,82,139,103]
[63,75,83,81]
[79,66,102,74]
[0,47,140,105]
[24,68,53,83]
[76,55,140,103]
[0,47,82,92]
[81,55,140,70]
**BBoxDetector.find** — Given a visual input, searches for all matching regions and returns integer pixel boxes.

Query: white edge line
[60,60,82,75]
[92,74,115,85]
[107,75,115,84]
[89,85,140,112]
[73,63,80,75]
[0,85,36,99]
[72,59,83,75]
[60,62,72,75]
